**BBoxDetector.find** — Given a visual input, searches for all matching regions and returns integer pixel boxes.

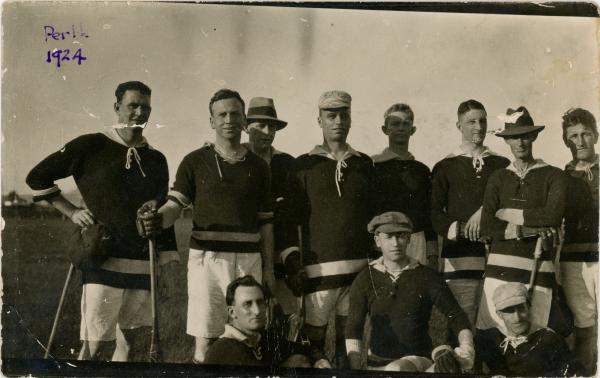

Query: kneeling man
[345,212,475,372]
[205,275,313,368]
[475,282,582,376]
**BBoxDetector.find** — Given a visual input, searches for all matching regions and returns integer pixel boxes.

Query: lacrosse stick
[528,236,544,300]
[44,263,75,359]
[148,235,161,362]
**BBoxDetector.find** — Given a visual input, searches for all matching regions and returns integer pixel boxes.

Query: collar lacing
[309,144,361,197]
[370,256,419,283]
[103,128,150,178]
[206,142,248,181]
[566,154,598,181]
[507,159,548,179]
[499,335,528,354]
[446,145,499,175]
[125,147,146,177]
[371,147,415,163]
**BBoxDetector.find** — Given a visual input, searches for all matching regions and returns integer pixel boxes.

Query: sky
[2,3,599,196]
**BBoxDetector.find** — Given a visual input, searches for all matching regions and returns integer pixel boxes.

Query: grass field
[1,215,447,365]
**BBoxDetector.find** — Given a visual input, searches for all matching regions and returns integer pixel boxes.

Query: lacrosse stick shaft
[148,237,161,362]
[528,237,543,298]
[45,263,75,359]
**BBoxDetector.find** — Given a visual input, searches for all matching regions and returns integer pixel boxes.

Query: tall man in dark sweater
[242,97,297,316]
[560,108,598,375]
[346,212,474,372]
[26,81,179,361]
[281,90,373,368]
[372,103,437,268]
[431,99,510,327]
[138,89,275,363]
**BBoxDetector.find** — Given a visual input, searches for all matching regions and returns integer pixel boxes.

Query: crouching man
[345,212,475,372]
[475,282,582,376]
[205,275,314,368]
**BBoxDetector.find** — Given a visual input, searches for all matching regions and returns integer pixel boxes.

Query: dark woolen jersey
[431,151,510,280]
[269,151,296,253]
[25,131,177,289]
[481,163,567,290]
[372,151,436,241]
[282,146,375,293]
[346,259,470,362]
[475,327,582,376]
[168,143,273,253]
[561,158,599,263]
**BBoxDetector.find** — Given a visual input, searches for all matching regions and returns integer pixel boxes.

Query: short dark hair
[225,275,265,306]
[457,99,486,117]
[114,81,151,103]
[562,108,598,138]
[209,89,245,116]
[383,103,414,124]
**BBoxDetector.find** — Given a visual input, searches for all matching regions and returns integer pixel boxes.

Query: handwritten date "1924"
[46,48,87,68]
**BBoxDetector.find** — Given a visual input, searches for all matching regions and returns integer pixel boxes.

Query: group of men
[26,81,597,375]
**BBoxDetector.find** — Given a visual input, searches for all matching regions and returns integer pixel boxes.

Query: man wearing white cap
[281,90,374,368]
[474,282,581,376]
[243,97,298,316]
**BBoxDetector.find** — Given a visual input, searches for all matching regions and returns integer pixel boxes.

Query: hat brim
[246,115,288,130]
[495,296,527,311]
[496,125,545,137]
[375,224,413,234]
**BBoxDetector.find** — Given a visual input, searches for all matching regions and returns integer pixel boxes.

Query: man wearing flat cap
[345,212,475,372]
[477,106,570,337]
[475,282,581,376]
[281,90,374,368]
[243,97,298,317]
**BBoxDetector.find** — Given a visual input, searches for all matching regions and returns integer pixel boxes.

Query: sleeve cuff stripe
[280,247,299,264]
[32,185,60,197]
[167,190,191,207]
[257,211,274,220]
[345,339,362,354]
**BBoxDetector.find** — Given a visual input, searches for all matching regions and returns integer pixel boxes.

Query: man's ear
[374,234,381,248]
[228,306,235,319]
[317,116,323,129]
[381,125,389,135]
[409,126,416,136]
[456,121,461,131]
[114,102,120,115]
[209,116,216,130]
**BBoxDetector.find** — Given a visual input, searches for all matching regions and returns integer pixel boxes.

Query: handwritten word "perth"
[44,24,89,42]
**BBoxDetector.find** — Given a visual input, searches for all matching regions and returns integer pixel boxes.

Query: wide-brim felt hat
[495,106,545,137]
[246,97,287,130]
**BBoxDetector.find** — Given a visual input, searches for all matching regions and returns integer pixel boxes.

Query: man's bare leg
[335,315,348,369]
[193,336,217,363]
[112,326,152,362]
[78,340,113,360]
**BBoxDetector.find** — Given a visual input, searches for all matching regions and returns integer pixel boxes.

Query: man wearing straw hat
[281,90,374,368]
[137,89,275,363]
[474,282,581,376]
[242,97,298,317]
[559,108,598,375]
[476,106,570,336]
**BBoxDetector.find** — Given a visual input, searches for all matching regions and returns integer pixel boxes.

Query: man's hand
[71,208,95,228]
[520,226,559,251]
[136,200,163,238]
[463,207,482,241]
[433,348,460,373]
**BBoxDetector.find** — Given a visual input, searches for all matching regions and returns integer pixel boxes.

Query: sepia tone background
[1,1,599,371]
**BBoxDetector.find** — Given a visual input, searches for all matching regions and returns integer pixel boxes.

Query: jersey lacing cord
[472,156,484,175]
[499,335,528,354]
[335,159,348,197]
[125,147,146,177]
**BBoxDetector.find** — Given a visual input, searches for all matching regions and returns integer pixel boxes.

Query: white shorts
[561,261,598,328]
[186,249,262,338]
[305,286,350,327]
[80,283,152,342]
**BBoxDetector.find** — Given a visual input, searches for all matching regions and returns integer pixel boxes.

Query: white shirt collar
[308,144,362,161]
[506,159,548,178]
[372,147,415,163]
[103,127,150,149]
[445,145,499,159]
[221,324,261,348]
[565,154,599,171]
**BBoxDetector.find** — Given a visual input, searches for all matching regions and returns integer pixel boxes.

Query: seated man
[205,275,318,368]
[345,212,475,372]
[475,282,582,376]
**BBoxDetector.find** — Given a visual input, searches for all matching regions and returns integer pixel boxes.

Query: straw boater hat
[246,97,287,130]
[495,106,545,137]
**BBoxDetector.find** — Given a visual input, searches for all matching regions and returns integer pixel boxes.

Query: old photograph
[2,2,599,376]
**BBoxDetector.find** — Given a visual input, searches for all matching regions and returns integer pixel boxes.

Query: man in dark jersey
[431,99,510,327]
[475,282,582,376]
[372,103,437,268]
[242,97,297,316]
[205,275,311,368]
[26,81,179,361]
[281,90,374,368]
[137,89,275,363]
[560,108,598,375]
[346,212,475,372]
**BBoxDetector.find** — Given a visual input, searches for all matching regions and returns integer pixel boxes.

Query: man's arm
[259,222,275,292]
[49,194,95,227]
[345,272,369,370]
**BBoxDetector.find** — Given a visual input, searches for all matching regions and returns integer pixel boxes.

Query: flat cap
[318,90,351,109]
[493,282,528,311]
[368,212,413,234]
